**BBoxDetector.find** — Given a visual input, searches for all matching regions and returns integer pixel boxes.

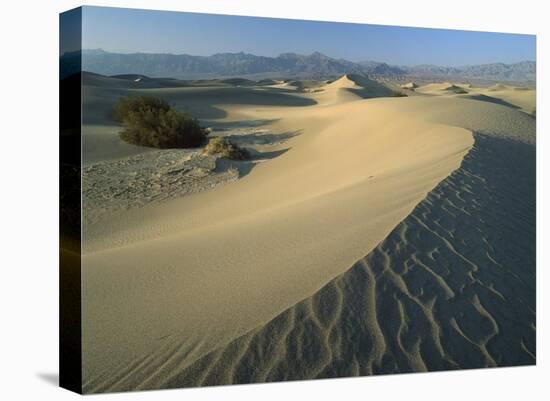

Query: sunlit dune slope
[82,76,474,392]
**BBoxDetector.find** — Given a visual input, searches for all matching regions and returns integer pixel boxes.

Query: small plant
[114,95,207,148]
[390,91,408,97]
[203,137,250,160]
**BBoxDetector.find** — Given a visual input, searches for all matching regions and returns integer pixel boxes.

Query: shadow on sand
[216,148,290,178]
[225,131,299,145]
[203,119,280,130]
[464,94,521,110]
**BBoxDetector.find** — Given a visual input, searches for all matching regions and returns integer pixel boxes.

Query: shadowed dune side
[138,86,317,131]
[81,85,158,165]
[82,83,316,165]
[477,86,535,114]
[343,74,397,98]
[158,132,535,390]
[462,94,521,109]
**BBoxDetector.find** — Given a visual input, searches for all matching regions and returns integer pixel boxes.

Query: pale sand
[80,75,535,392]
[416,81,536,114]
[162,98,535,389]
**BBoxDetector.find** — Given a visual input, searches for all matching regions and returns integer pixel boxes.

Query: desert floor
[79,74,535,393]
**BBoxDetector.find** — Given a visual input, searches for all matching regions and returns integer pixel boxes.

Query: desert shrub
[113,95,170,123]
[203,137,250,160]
[114,95,207,148]
[532,107,536,118]
[390,91,408,97]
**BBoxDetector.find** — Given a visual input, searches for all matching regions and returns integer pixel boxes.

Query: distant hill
[71,49,404,79]
[60,49,535,82]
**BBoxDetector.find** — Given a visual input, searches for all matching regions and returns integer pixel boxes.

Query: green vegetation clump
[390,91,408,97]
[203,137,250,160]
[114,95,207,148]
[532,107,536,118]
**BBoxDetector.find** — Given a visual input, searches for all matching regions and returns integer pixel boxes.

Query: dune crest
[326,74,360,89]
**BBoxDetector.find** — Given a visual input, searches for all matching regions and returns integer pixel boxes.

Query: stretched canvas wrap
[59,6,536,394]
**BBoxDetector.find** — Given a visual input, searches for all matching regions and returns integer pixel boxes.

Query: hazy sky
[81,6,535,66]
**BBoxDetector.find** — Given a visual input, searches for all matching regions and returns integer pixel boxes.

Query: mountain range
[60,49,535,82]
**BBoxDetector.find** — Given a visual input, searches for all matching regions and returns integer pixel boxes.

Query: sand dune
[308,74,398,105]
[476,85,535,113]
[416,82,470,95]
[307,74,364,104]
[164,127,535,389]
[163,99,535,387]
[416,81,535,114]
[81,79,315,165]
[81,74,535,393]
